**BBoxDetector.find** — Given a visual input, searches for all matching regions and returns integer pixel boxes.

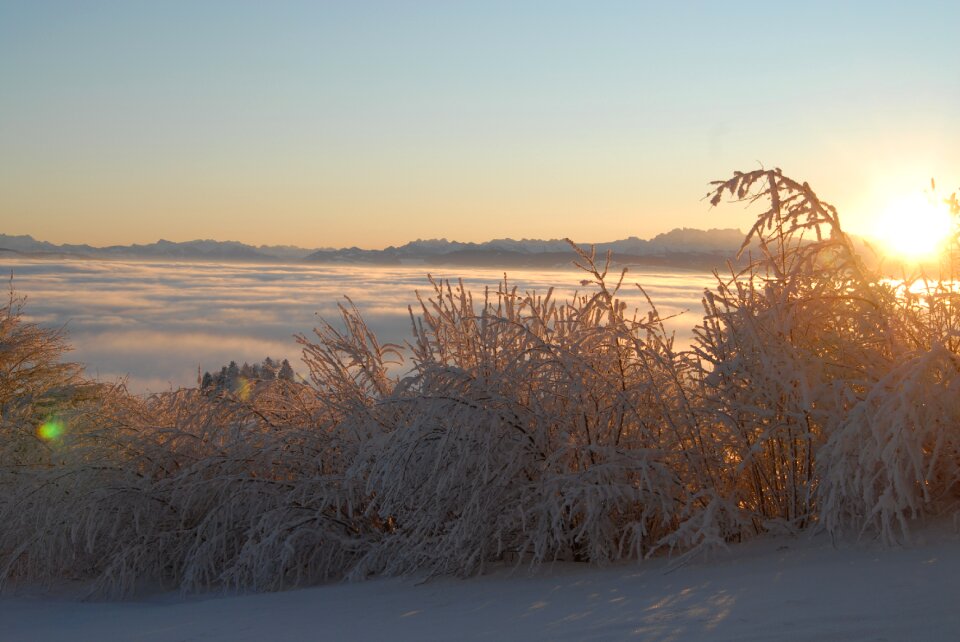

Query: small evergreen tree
[277,359,294,381]
[225,361,240,389]
[261,357,277,380]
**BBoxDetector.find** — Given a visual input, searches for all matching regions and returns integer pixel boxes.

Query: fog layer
[3,258,712,392]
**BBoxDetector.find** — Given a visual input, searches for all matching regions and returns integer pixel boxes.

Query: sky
[1,1,959,249]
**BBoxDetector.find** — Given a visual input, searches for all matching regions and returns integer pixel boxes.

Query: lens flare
[38,419,65,442]
[236,377,253,401]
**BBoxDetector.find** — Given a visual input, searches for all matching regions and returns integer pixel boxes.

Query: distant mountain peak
[1,227,747,270]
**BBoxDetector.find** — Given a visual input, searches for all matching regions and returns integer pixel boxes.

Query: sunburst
[869,192,954,262]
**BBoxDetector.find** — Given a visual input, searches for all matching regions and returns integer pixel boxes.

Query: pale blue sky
[2,1,958,247]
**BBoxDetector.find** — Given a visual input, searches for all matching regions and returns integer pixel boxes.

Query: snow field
[2,528,958,641]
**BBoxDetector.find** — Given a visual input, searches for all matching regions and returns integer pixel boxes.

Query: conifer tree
[277,359,294,381]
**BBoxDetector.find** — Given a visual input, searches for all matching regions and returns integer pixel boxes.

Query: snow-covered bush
[0,286,85,467]
[818,342,960,543]
[345,251,712,577]
[698,169,960,542]
[693,169,897,532]
[1,367,376,595]
[3,169,960,596]
[817,186,960,542]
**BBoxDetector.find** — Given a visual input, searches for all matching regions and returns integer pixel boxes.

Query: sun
[869,193,955,262]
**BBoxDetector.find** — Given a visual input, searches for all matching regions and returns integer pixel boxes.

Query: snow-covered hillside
[2,527,957,641]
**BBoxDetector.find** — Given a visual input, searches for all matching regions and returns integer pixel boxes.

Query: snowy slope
[2,528,958,642]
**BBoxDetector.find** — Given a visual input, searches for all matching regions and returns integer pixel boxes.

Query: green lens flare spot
[38,420,65,441]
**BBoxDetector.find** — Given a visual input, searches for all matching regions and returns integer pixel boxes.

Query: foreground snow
[2,528,958,642]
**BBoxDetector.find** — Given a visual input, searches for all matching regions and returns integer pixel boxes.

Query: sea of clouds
[3,258,714,393]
